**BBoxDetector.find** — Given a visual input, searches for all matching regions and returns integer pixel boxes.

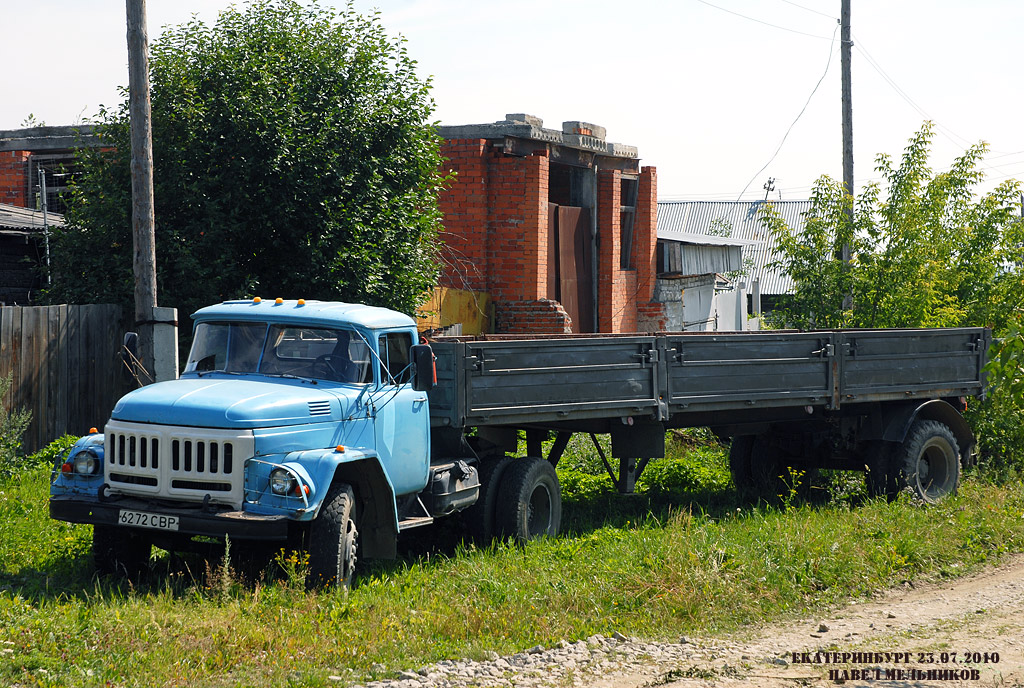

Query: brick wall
[495,299,573,334]
[437,139,490,292]
[485,149,549,303]
[0,151,29,206]
[438,138,662,335]
[596,169,626,332]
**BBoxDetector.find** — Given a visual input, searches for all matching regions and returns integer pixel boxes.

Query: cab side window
[378,332,413,385]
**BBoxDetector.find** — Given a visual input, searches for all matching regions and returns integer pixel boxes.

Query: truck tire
[496,458,561,543]
[93,524,151,578]
[728,436,756,494]
[460,456,514,543]
[307,482,359,589]
[892,420,960,503]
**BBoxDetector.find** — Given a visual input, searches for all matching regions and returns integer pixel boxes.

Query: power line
[776,0,837,20]
[730,22,840,205]
[695,0,835,40]
[853,34,1014,161]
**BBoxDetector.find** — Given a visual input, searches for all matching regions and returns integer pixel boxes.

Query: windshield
[184,322,373,383]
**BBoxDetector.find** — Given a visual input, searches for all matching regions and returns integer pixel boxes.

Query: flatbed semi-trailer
[429,326,986,499]
[48,300,989,587]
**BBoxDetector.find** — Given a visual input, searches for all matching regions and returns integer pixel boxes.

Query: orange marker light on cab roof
[89,427,98,435]
[335,445,345,453]
[297,299,305,306]
[275,297,283,304]
[253,297,262,304]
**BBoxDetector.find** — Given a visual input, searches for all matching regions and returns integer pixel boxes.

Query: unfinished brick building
[436,114,664,334]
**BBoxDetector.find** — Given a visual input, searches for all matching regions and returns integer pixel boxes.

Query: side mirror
[122,332,140,383]
[411,344,436,392]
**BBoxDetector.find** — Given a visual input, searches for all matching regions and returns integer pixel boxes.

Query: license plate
[118,510,180,531]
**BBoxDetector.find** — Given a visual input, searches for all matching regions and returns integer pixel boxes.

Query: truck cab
[50,298,452,587]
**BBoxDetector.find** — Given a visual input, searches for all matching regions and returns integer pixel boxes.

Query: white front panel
[104,420,255,509]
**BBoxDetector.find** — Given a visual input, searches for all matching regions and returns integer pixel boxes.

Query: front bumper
[50,495,291,541]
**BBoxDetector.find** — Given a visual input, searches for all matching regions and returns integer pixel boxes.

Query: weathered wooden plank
[0,307,13,412]
[20,306,43,452]
[47,305,63,445]
[102,305,121,422]
[66,305,83,435]
[7,308,23,412]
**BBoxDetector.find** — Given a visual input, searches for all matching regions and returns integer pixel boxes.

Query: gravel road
[346,553,1024,688]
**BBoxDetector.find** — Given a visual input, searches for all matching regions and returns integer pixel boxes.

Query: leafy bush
[636,453,732,498]
[557,469,615,502]
[28,435,80,472]
[0,374,31,479]
[969,316,1024,479]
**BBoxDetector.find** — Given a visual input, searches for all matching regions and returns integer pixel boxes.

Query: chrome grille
[104,420,254,508]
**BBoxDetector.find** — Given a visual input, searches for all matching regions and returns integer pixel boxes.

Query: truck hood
[110,376,357,428]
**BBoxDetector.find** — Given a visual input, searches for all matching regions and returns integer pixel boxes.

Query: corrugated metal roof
[0,203,65,232]
[656,230,756,247]
[657,200,811,295]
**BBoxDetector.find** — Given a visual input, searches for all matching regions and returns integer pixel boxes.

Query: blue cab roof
[192,299,416,330]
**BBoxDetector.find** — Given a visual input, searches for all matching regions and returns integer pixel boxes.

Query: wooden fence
[0,304,132,453]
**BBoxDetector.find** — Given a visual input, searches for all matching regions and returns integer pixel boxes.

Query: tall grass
[2,433,1023,687]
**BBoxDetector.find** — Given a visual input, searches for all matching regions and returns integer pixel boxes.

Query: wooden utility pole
[126,0,158,380]
[840,1,854,232]
[840,0,853,309]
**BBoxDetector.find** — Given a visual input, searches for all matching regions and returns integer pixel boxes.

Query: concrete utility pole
[126,0,158,381]
[840,0,854,309]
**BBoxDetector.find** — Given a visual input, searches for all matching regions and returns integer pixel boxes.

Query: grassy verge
[2,435,1023,687]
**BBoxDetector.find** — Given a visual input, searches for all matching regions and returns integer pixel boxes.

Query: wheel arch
[280,447,399,560]
[881,399,975,466]
[328,458,398,560]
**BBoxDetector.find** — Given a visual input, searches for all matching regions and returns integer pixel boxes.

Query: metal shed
[657,200,810,295]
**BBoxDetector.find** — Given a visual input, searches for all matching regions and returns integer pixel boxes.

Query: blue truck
[50,298,990,587]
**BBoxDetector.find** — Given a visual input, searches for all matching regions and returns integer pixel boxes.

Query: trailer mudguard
[881,399,975,463]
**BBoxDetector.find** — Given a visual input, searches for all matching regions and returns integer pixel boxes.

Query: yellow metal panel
[416,288,491,335]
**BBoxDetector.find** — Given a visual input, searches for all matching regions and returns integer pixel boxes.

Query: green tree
[763,122,1024,331]
[762,122,1024,473]
[47,0,444,317]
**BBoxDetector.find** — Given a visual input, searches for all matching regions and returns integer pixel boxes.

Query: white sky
[3,0,1022,202]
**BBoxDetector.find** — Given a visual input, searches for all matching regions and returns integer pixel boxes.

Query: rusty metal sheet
[557,206,594,333]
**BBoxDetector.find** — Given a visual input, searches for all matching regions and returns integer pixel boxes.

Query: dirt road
[620,553,1024,688]
[361,555,1024,688]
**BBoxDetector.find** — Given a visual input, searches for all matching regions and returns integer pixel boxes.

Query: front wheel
[495,458,561,542]
[307,482,359,589]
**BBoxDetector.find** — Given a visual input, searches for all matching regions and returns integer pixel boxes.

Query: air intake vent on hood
[308,401,331,417]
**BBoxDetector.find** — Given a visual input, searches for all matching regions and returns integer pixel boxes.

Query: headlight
[270,468,298,496]
[72,449,100,475]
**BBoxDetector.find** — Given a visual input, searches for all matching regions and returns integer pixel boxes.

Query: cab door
[373,330,430,496]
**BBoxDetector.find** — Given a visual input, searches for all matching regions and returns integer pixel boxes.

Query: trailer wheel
[93,524,151,578]
[307,482,359,589]
[459,456,514,542]
[496,458,561,542]
[893,420,960,503]
[728,436,756,494]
